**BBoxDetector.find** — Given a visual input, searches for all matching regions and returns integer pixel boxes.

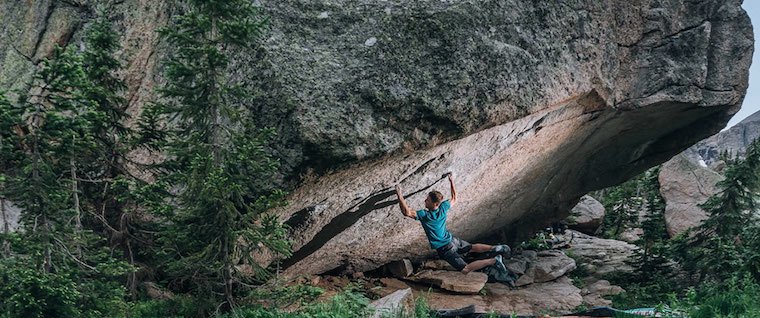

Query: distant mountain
[683,110,760,168]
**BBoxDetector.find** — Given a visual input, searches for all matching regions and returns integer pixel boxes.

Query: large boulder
[565,230,638,279]
[567,195,605,235]
[659,154,723,237]
[0,0,752,276]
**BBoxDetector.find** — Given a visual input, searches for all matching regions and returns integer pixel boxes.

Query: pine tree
[671,138,760,283]
[146,0,291,312]
[634,166,670,273]
[599,174,645,238]
[0,11,136,314]
[76,9,149,296]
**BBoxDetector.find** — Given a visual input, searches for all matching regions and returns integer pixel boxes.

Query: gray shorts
[436,237,472,271]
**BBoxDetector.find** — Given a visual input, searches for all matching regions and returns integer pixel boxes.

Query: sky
[726,2,760,128]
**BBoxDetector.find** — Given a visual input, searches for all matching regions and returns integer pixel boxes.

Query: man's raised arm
[448,173,457,206]
[395,185,417,219]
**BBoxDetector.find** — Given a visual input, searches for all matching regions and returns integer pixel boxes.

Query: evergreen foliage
[144,0,291,313]
[671,138,760,283]
[0,8,134,317]
[597,173,646,239]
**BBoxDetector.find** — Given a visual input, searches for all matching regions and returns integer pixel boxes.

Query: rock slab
[369,288,412,318]
[408,270,487,294]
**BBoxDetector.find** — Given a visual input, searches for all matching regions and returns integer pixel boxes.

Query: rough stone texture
[387,259,414,278]
[659,154,723,237]
[0,199,21,233]
[565,230,638,279]
[567,195,605,235]
[407,270,488,294]
[581,279,625,307]
[421,259,456,271]
[369,288,412,318]
[618,227,645,243]
[533,250,577,283]
[514,250,576,286]
[0,0,752,276]
[416,277,582,315]
[505,258,527,276]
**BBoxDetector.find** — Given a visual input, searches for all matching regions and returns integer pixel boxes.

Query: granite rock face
[659,154,723,237]
[566,230,638,279]
[0,0,753,275]
[567,195,605,235]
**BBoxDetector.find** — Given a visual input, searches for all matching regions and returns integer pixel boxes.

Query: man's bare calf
[462,257,497,274]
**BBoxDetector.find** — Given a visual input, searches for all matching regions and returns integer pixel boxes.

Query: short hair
[428,191,444,204]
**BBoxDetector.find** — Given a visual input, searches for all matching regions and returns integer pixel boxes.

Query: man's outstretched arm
[448,173,457,206]
[395,185,417,219]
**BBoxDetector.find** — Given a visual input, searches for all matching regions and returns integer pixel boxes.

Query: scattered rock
[514,266,535,287]
[511,250,576,286]
[581,280,625,307]
[421,259,456,271]
[567,195,605,235]
[659,154,723,237]
[505,258,527,276]
[387,259,414,278]
[519,250,538,261]
[407,270,487,294]
[532,250,577,283]
[423,277,582,315]
[369,288,412,318]
[364,37,377,47]
[565,230,637,278]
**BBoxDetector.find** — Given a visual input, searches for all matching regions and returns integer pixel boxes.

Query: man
[395,173,510,274]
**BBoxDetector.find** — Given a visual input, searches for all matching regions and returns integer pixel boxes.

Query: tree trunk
[71,159,83,257]
[1,196,10,257]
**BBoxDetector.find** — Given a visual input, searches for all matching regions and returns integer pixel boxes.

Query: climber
[394,172,511,275]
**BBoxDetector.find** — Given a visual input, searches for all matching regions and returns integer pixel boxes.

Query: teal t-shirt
[416,200,453,249]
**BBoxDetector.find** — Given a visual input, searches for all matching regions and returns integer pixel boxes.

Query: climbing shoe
[492,244,511,258]
[494,255,507,273]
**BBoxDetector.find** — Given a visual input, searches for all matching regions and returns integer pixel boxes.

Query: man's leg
[461,258,495,274]
[470,243,494,253]
[471,243,511,256]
